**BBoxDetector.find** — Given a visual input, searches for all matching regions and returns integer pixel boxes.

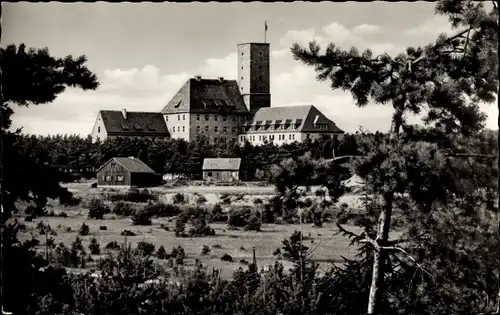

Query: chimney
[195,75,202,81]
[121,108,127,119]
[218,77,224,82]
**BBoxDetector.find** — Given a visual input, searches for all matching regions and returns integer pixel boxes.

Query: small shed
[96,157,162,187]
[202,158,241,182]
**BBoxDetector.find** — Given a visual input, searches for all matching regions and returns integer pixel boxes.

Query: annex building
[91,41,344,144]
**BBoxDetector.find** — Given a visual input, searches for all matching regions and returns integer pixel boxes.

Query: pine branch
[379,246,435,280]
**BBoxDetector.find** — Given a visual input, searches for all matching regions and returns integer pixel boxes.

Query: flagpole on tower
[264,21,268,43]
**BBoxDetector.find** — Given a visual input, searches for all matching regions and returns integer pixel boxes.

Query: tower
[237,43,271,113]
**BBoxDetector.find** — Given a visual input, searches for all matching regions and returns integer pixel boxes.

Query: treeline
[15,133,366,181]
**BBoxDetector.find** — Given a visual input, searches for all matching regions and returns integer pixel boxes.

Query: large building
[92,41,344,144]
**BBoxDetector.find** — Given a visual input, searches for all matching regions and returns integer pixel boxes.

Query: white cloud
[352,24,382,36]
[11,16,497,136]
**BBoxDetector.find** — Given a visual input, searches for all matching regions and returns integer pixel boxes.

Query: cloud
[11,16,497,136]
[352,24,382,36]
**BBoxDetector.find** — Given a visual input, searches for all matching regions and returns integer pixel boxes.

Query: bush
[220,193,231,205]
[262,203,275,224]
[196,195,207,205]
[189,215,216,237]
[201,245,211,255]
[221,253,233,262]
[131,209,152,226]
[171,246,185,265]
[244,215,262,231]
[79,223,90,236]
[121,230,136,236]
[173,193,186,204]
[108,188,157,203]
[156,245,168,259]
[210,203,227,222]
[99,225,107,231]
[89,237,100,255]
[144,202,181,217]
[240,259,249,265]
[105,241,120,250]
[135,241,155,257]
[253,198,263,205]
[25,215,33,222]
[112,201,136,216]
[212,244,222,249]
[174,218,186,237]
[87,198,109,219]
[57,212,68,218]
[227,206,253,228]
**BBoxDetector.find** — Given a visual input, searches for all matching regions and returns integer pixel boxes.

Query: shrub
[79,223,90,236]
[210,203,227,222]
[156,245,168,259]
[227,206,253,228]
[273,248,281,256]
[87,198,109,219]
[135,241,155,257]
[221,253,233,262]
[25,215,33,222]
[212,244,222,249]
[121,229,136,236]
[189,215,216,237]
[174,218,186,237]
[112,201,136,216]
[89,237,100,255]
[196,195,207,205]
[220,193,231,205]
[131,209,152,226]
[57,212,68,218]
[99,225,107,231]
[171,246,185,265]
[201,245,211,255]
[240,259,249,265]
[173,193,186,204]
[105,241,120,250]
[253,198,263,205]
[108,188,157,203]
[244,215,262,231]
[145,202,181,217]
[25,205,47,217]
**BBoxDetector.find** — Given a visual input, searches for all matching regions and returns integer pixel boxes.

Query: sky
[3,2,498,136]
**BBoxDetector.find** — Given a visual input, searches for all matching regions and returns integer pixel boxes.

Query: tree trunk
[367,193,394,314]
[367,107,402,314]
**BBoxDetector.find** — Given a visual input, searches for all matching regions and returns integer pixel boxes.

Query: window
[223,116,227,122]
[196,126,200,132]
[241,77,244,80]
[232,127,236,132]
[223,127,227,133]
[208,172,213,177]
[270,135,274,140]
[205,126,209,132]
[259,136,262,141]
[178,115,180,121]
[98,126,101,133]
[205,115,209,121]
[241,52,244,56]
[241,66,243,69]
[306,134,310,139]
[183,115,185,120]
[117,175,124,182]
[110,162,116,169]
[214,115,218,121]
[197,115,200,121]
[182,126,185,132]
[289,134,292,140]
[105,175,111,181]
[233,116,236,122]
[214,126,218,133]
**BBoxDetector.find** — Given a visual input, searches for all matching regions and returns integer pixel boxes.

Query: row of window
[240,134,296,142]
[246,124,299,132]
[103,175,124,182]
[171,126,186,133]
[166,114,238,122]
[196,126,237,133]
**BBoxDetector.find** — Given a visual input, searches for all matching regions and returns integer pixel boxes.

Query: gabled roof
[161,78,249,114]
[97,157,156,174]
[242,105,344,134]
[202,158,242,171]
[99,110,169,136]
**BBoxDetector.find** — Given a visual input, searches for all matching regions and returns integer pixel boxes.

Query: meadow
[16,182,398,279]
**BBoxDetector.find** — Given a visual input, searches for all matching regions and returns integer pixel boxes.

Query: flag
[265,21,268,32]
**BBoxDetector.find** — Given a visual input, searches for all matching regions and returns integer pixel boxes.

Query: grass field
[16,182,399,279]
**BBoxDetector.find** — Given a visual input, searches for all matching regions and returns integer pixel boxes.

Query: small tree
[87,198,108,219]
[88,237,100,255]
[135,241,155,257]
[79,223,90,236]
[156,245,168,259]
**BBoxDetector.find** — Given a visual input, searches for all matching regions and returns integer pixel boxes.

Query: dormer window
[134,124,142,130]
[98,126,101,133]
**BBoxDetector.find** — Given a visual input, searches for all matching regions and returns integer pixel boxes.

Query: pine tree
[291,1,498,313]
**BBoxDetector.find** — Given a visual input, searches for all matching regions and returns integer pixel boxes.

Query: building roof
[160,78,250,115]
[202,158,242,171]
[241,105,344,134]
[99,110,169,136]
[97,157,156,174]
